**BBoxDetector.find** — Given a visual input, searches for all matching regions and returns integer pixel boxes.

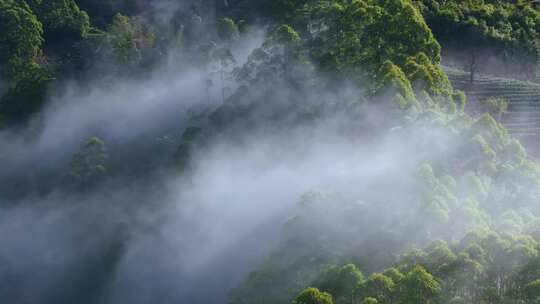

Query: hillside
[446,67,540,144]
[0,1,540,304]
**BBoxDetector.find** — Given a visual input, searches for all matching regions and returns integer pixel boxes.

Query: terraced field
[445,67,540,140]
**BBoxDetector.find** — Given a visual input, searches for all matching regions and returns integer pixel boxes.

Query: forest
[1,0,540,303]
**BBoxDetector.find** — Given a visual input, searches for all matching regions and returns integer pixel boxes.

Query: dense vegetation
[1,0,540,304]
[415,0,540,81]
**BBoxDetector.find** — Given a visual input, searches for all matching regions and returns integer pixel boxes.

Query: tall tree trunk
[220,68,225,103]
[469,50,477,85]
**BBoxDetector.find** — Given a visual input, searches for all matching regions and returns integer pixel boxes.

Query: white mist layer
[0,106,449,304]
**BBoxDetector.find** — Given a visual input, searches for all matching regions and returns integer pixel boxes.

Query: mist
[1,1,538,304]
[0,83,475,304]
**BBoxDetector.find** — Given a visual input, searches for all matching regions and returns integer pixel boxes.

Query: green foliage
[480,97,507,120]
[415,0,540,80]
[311,0,440,67]
[256,0,315,20]
[106,13,154,64]
[451,90,466,112]
[0,0,43,75]
[0,60,50,124]
[29,0,90,39]
[374,61,416,107]
[314,264,363,304]
[523,277,540,301]
[75,0,138,28]
[403,52,452,97]
[0,0,92,125]
[304,263,440,304]
[226,72,540,301]
[3,2,540,304]
[234,24,310,88]
[358,273,395,304]
[292,287,333,304]
[303,0,439,71]
[382,268,404,283]
[295,0,458,107]
[273,24,301,45]
[362,0,441,68]
[361,297,378,304]
[0,0,52,125]
[398,266,441,304]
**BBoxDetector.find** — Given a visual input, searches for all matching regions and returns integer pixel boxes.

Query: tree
[67,137,108,189]
[0,0,43,76]
[235,24,304,86]
[0,0,50,125]
[107,13,140,63]
[0,60,50,125]
[523,279,540,302]
[29,0,90,40]
[416,0,540,81]
[374,60,416,107]
[258,0,314,20]
[304,0,441,71]
[300,0,453,101]
[273,24,301,45]
[315,264,364,304]
[382,268,404,284]
[362,0,441,69]
[106,13,155,65]
[211,47,237,103]
[358,273,395,304]
[361,298,377,304]
[423,241,457,276]
[398,266,441,304]
[75,0,140,28]
[448,297,466,304]
[292,287,333,304]
[175,127,203,171]
[461,25,491,84]
[481,97,507,122]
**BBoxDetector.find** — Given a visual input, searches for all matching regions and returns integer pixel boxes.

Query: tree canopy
[0,0,43,76]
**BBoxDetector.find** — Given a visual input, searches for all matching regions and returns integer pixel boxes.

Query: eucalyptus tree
[292,288,334,304]
[0,0,43,77]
